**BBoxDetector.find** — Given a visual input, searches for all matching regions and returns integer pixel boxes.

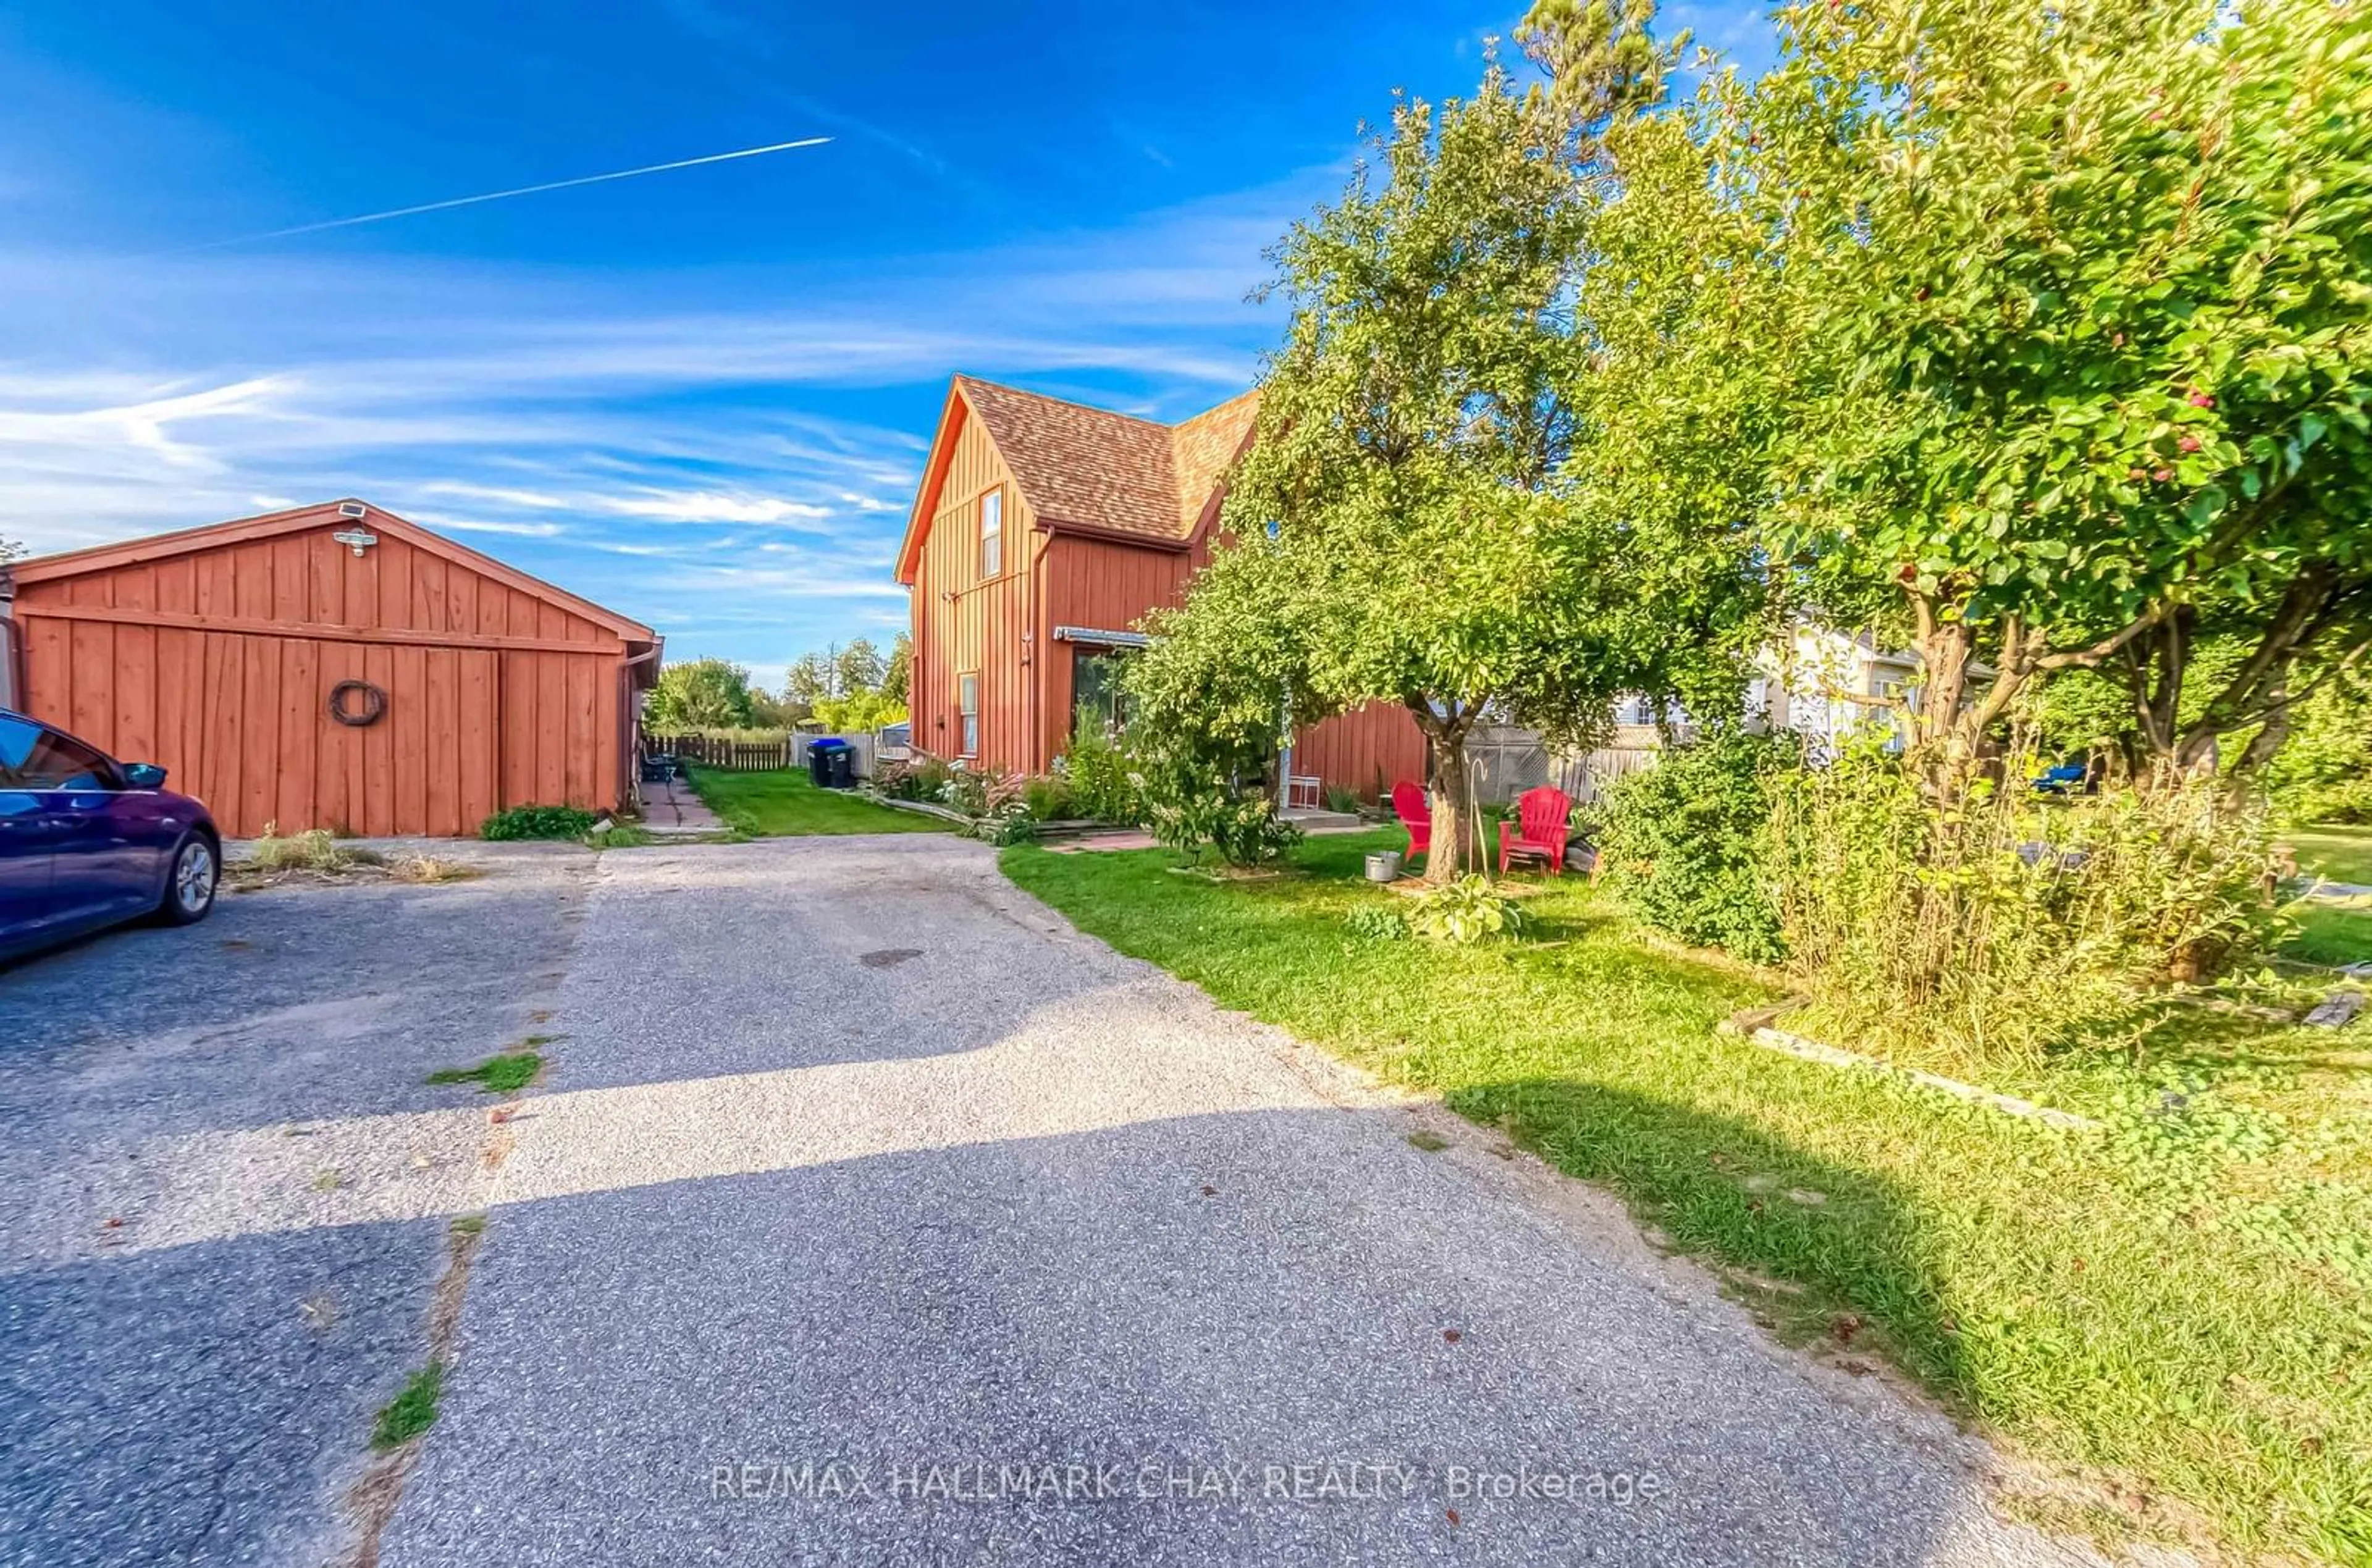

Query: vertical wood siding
[909,406,1041,773]
[1292,704,1431,803]
[1037,535,1195,765]
[15,523,632,837]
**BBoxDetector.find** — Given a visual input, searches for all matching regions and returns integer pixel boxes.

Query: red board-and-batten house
[894,375,1426,795]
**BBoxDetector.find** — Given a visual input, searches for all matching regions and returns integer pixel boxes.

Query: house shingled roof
[951,375,1260,546]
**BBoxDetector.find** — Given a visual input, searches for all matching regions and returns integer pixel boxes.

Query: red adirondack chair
[1390,781,1431,866]
[1498,785,1573,875]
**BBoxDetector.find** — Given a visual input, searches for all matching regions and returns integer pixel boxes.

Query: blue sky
[0,1,1775,691]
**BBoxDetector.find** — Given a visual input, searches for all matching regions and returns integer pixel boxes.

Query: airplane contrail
[172,135,833,252]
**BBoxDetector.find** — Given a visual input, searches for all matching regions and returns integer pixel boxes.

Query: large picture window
[978,488,1002,579]
[958,673,980,758]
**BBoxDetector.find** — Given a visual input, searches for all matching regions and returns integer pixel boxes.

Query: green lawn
[2288,900,2372,968]
[2278,827,2372,967]
[1003,829,2372,1564]
[685,766,949,837]
[2289,824,2372,887]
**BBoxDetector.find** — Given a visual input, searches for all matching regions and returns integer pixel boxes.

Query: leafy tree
[1125,546,1308,866]
[831,637,886,698]
[1740,0,2372,791]
[810,688,904,734]
[783,651,833,709]
[644,658,757,731]
[1516,0,1678,130]
[747,687,803,729]
[883,631,912,707]
[1222,66,1695,880]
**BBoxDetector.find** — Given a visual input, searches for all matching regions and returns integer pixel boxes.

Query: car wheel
[161,835,219,925]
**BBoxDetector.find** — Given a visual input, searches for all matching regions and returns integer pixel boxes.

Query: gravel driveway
[5,836,2093,1567]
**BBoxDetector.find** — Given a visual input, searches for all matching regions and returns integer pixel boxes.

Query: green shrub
[1140,780,1302,868]
[1596,728,1796,965]
[1343,903,1408,941]
[2263,669,2371,824]
[2291,778,2372,825]
[1022,774,1075,821]
[1405,875,1528,944]
[1324,782,1362,815]
[1059,719,1141,824]
[480,805,598,841]
[1771,740,2284,1066]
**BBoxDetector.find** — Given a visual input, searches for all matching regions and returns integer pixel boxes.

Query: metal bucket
[1364,850,1402,883]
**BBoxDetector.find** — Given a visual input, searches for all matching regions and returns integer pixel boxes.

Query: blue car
[1,707,220,963]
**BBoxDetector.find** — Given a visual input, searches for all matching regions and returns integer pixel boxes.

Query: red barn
[893,376,1424,798]
[2,500,660,838]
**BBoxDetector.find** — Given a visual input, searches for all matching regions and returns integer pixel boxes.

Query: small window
[979,488,1003,579]
[959,673,980,758]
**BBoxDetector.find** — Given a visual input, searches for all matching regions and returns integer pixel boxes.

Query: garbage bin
[809,737,853,789]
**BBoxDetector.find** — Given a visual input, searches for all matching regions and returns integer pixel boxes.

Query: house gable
[894,377,1260,585]
[8,500,657,655]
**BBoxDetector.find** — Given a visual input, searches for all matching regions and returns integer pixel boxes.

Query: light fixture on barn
[330,501,378,556]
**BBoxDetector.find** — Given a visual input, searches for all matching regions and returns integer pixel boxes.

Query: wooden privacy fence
[646,734,794,770]
[644,732,880,778]
[1462,723,1667,806]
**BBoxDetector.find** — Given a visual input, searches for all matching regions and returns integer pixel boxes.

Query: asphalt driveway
[4,836,2093,1567]
[0,842,590,1568]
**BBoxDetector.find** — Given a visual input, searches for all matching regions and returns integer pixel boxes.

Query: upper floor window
[979,488,1003,579]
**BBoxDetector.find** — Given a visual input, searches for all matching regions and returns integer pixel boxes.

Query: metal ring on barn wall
[327,679,387,727]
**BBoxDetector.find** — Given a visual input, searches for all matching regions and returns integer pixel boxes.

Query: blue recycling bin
[808,737,854,789]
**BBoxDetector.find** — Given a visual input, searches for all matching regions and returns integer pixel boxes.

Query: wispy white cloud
[591,490,832,526]
[0,166,1326,663]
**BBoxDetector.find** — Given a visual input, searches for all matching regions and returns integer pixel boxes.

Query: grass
[686,766,948,837]
[2276,825,2372,968]
[2288,824,2372,887]
[424,1050,542,1094]
[2287,899,2372,967]
[370,1362,444,1449]
[1001,829,2372,1564]
[586,823,660,849]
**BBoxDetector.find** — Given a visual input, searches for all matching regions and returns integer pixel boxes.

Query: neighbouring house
[1463,625,1986,805]
[1745,623,1978,755]
[0,500,661,837]
[893,375,1426,800]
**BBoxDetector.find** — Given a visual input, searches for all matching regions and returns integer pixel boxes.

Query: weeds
[424,1051,542,1094]
[479,804,597,841]
[370,1362,444,1450]
[389,855,477,883]
[243,826,382,873]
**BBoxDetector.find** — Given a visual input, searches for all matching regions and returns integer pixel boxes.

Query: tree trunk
[1409,696,1484,884]
[1907,610,1979,800]
[1426,738,1481,884]
[2225,675,2291,793]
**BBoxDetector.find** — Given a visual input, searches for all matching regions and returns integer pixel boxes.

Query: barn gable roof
[893,377,1260,584]
[7,500,657,645]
